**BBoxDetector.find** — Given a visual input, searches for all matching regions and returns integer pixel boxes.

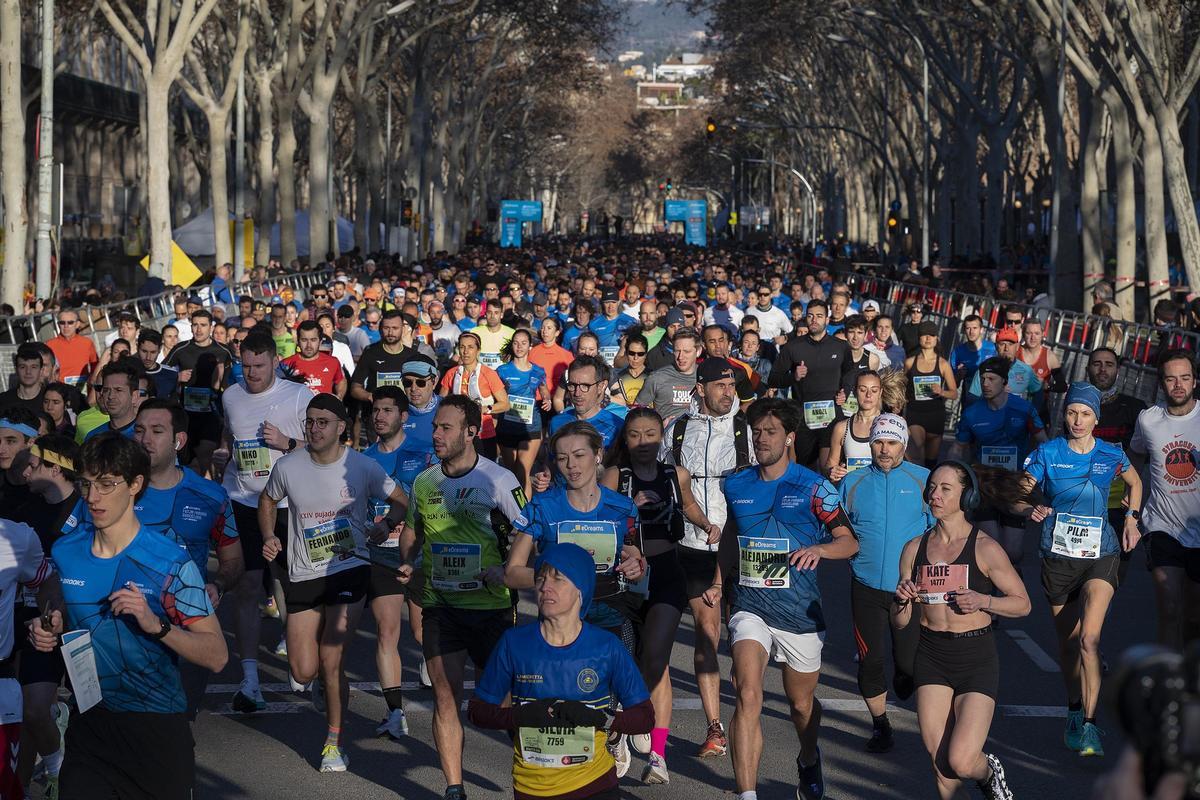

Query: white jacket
[660,398,757,552]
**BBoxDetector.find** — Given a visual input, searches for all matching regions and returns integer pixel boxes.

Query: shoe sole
[1079,749,1104,757]
[643,773,669,785]
[697,744,727,758]
[319,765,348,772]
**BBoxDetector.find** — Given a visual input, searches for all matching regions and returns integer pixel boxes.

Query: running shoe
[232,683,266,713]
[607,732,631,778]
[795,748,824,800]
[1079,722,1105,757]
[630,732,652,754]
[697,720,727,757]
[865,723,894,753]
[274,637,288,656]
[977,753,1013,800]
[319,744,349,772]
[312,679,326,714]
[376,708,409,739]
[642,751,670,785]
[261,597,280,619]
[1064,708,1084,751]
[443,787,467,800]
[419,658,432,689]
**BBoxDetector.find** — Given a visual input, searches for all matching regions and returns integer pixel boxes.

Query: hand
[632,490,661,508]
[531,469,552,493]
[701,583,723,608]
[262,535,282,562]
[1030,505,1054,523]
[480,565,507,586]
[894,579,920,605]
[552,700,607,728]
[366,520,393,544]
[829,464,848,482]
[950,590,990,614]
[261,421,291,451]
[794,360,808,380]
[211,447,231,476]
[617,545,644,581]
[789,546,823,571]
[1123,517,1142,552]
[704,522,722,545]
[28,610,63,652]
[178,369,194,384]
[108,584,160,634]
[541,395,552,412]
[205,583,223,609]
[513,698,557,730]
[835,389,846,406]
[930,385,944,397]
[395,563,414,585]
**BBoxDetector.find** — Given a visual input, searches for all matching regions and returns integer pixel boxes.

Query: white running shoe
[642,752,670,785]
[274,637,288,656]
[607,733,631,778]
[630,733,652,754]
[319,744,349,772]
[375,708,409,739]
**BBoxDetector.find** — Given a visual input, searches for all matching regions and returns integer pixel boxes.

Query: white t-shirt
[744,305,793,341]
[220,377,312,506]
[264,447,396,582]
[0,521,51,660]
[1130,401,1200,547]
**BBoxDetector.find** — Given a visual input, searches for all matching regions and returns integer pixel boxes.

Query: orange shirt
[48,335,99,388]
[530,343,574,396]
[439,364,505,439]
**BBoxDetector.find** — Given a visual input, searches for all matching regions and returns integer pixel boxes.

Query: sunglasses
[403,377,431,388]
[627,350,647,357]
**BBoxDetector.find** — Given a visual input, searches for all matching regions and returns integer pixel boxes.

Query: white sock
[738,792,758,800]
[41,748,63,777]
[241,659,260,692]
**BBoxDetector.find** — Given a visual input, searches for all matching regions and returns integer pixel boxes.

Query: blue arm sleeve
[474,630,515,705]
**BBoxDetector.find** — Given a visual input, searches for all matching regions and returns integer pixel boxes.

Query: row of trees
[692,0,1200,314]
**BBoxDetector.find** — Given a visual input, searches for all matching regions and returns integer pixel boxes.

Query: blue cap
[1065,381,1102,418]
[533,542,595,619]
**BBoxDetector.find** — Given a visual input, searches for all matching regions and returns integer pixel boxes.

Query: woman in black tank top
[893,463,1030,800]
[601,407,721,775]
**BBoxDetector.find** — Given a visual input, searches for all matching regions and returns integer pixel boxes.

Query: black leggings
[851,578,920,699]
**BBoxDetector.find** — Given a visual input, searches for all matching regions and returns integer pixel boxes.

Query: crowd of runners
[0,239,1192,800]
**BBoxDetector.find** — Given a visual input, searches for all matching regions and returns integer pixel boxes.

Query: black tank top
[906,355,943,401]
[620,465,683,542]
[912,527,993,597]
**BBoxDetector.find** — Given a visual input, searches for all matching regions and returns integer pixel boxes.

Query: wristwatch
[1126,509,1141,520]
[150,615,171,640]
[286,437,297,452]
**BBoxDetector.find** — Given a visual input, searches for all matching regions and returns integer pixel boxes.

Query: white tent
[172,207,250,257]
[270,211,355,258]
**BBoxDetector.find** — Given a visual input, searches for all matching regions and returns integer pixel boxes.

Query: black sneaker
[977,753,1014,800]
[866,724,894,753]
[443,787,467,800]
[796,747,825,800]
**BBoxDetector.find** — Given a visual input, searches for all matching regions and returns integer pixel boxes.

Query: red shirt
[281,353,345,395]
[47,335,98,388]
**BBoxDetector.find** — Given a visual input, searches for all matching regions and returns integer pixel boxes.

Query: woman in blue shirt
[496,329,549,499]
[1018,382,1143,758]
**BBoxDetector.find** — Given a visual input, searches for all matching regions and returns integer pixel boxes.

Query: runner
[949,315,996,402]
[769,299,852,468]
[591,290,636,365]
[893,461,1029,800]
[609,333,649,408]
[46,309,98,390]
[0,409,39,507]
[439,331,509,459]
[85,358,147,441]
[838,414,932,752]
[825,371,883,480]
[662,356,754,758]
[363,385,436,736]
[639,328,701,426]
[349,308,420,409]
[601,407,722,783]
[213,331,311,713]
[32,433,226,800]
[530,317,574,403]
[704,397,858,800]
[505,421,647,778]
[400,355,441,450]
[548,356,624,449]
[950,357,1047,568]
[967,327,1042,404]
[468,542,654,800]
[1129,350,1200,649]
[260,393,407,772]
[1019,382,1143,757]
[164,310,232,386]
[394,395,527,800]
[496,329,549,497]
[282,320,348,398]
[474,300,516,368]
[904,321,957,468]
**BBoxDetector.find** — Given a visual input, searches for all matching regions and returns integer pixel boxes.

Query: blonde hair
[878,368,907,414]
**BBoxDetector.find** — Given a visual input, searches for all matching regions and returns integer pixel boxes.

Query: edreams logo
[61,578,85,587]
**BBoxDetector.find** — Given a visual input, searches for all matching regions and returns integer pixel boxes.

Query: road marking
[208,681,458,694]
[1005,629,1060,672]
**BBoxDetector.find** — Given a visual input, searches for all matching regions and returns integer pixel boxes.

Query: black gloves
[552,700,608,729]
[513,699,557,729]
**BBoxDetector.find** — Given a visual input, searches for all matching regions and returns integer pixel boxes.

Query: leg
[925,432,943,466]
[408,598,424,648]
[17,681,59,785]
[944,693,997,784]
[640,604,683,743]
[318,598,366,732]
[285,607,323,686]
[851,580,890,717]
[1151,565,1185,650]
[1077,579,1116,718]
[371,592,405,693]
[781,666,821,765]
[515,439,539,499]
[906,424,927,465]
[1050,599,1083,704]
[498,444,518,485]
[729,639,770,793]
[1182,573,1200,646]
[234,568,264,665]
[688,596,723,725]
[915,684,969,800]
[427,648,470,786]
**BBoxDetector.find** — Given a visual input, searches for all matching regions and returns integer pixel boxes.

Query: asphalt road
[143,533,1155,800]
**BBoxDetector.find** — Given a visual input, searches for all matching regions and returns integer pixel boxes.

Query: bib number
[738,537,791,588]
[376,371,404,388]
[846,457,872,473]
[303,517,356,566]
[63,375,86,388]
[599,345,619,365]
[842,395,859,416]
[480,352,502,368]
[912,375,940,401]
[430,542,482,591]
[980,445,1018,472]
[917,562,969,604]
[234,438,271,478]
[505,395,536,425]
[1051,513,1103,559]
[518,725,595,768]
[803,400,836,429]
[557,521,619,574]
[182,386,212,413]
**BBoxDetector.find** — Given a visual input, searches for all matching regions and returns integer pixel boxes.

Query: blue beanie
[1065,381,1102,418]
[534,542,596,619]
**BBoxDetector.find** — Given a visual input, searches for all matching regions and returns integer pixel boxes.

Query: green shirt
[273,332,297,359]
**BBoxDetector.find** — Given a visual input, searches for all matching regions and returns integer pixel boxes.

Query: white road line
[208,681,461,694]
[1005,629,1060,672]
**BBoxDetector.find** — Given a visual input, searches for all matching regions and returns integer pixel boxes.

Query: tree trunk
[145,78,173,279]
[1079,89,1103,291]
[983,128,1007,261]
[207,107,232,268]
[276,98,298,266]
[1155,102,1200,294]
[1108,96,1136,320]
[254,71,276,267]
[306,85,333,264]
[1140,112,1172,312]
[352,103,369,253]
[0,0,28,307]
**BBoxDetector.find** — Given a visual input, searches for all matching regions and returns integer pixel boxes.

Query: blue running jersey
[1023,438,1131,558]
[404,396,440,451]
[497,362,548,433]
[52,526,214,713]
[956,395,1045,472]
[84,419,136,441]
[133,470,239,579]
[364,438,438,517]
[475,622,649,797]
[723,462,847,634]
[548,409,623,449]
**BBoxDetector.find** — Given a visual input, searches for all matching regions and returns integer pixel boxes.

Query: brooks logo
[62,578,85,587]
[733,499,754,504]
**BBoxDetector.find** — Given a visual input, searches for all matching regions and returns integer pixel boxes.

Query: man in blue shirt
[32,433,227,799]
[209,263,234,306]
[401,356,441,451]
[949,315,996,404]
[589,290,636,365]
[548,356,623,449]
[709,398,857,800]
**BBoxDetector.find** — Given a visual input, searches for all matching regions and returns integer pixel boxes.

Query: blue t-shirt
[404,396,441,451]
[364,438,438,516]
[52,525,214,713]
[496,362,548,432]
[956,395,1044,472]
[513,486,640,629]
[1022,438,1131,559]
[950,340,997,378]
[562,325,587,352]
[723,462,845,634]
[133,469,239,579]
[588,315,635,363]
[84,419,136,441]
[359,325,381,345]
[548,409,623,450]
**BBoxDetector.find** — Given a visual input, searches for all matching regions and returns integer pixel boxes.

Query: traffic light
[401,200,413,227]
[658,182,667,192]
[887,209,899,234]
[706,117,717,139]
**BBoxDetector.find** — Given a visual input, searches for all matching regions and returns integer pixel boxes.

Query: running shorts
[676,545,719,601]
[728,610,824,673]
[59,707,194,800]
[232,500,288,573]
[1144,532,1200,583]
[913,625,998,700]
[422,605,515,669]
[1040,554,1121,606]
[284,565,370,614]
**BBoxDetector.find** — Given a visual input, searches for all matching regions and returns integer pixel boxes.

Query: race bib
[557,521,619,574]
[63,375,86,388]
[518,725,596,768]
[480,352,502,368]
[1051,513,1103,559]
[376,371,404,388]
[370,499,391,519]
[738,536,790,588]
[842,395,859,416]
[980,445,1018,472]
[182,386,212,413]
[917,562,969,604]
[803,400,836,429]
[234,438,271,478]
[912,375,940,401]
[599,345,619,365]
[430,542,482,591]
[505,395,536,425]
[846,457,872,473]
[303,517,356,566]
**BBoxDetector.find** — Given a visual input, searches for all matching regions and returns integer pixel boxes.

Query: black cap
[307,392,348,422]
[336,304,355,318]
[917,320,938,338]
[533,292,548,306]
[698,357,738,384]
[601,289,620,303]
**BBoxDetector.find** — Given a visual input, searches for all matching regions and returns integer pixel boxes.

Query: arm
[953,536,1032,618]
[504,532,536,590]
[891,538,920,629]
[154,613,228,672]
[939,358,959,401]
[791,521,858,569]
[1120,465,1143,552]
[599,466,620,491]
[333,374,348,400]
[258,491,282,562]
[208,541,244,609]
[488,381,511,416]
[350,381,372,403]
[674,466,721,543]
[702,514,739,608]
[824,420,847,480]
